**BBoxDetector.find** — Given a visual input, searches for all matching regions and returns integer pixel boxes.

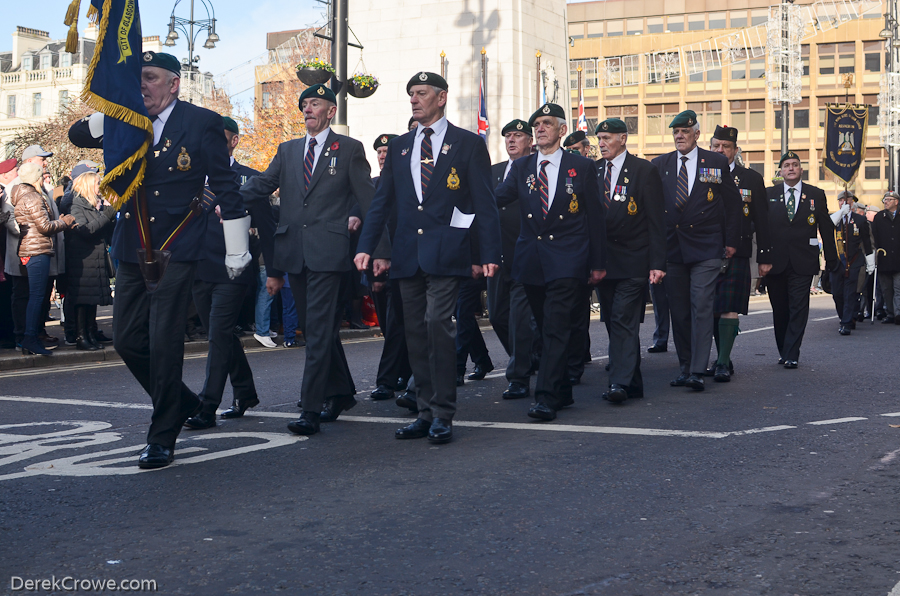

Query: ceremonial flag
[576,86,587,132]
[822,103,868,186]
[477,76,489,141]
[77,0,153,209]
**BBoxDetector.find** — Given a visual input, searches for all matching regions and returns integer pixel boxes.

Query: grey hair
[557,117,567,127]
[166,70,181,97]
[692,121,700,132]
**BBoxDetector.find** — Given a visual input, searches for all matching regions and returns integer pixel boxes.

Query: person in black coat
[66,172,115,351]
[873,191,900,323]
[764,152,837,366]
[828,191,873,334]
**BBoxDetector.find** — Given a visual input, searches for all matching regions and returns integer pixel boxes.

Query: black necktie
[420,128,434,194]
[304,138,317,190]
[675,156,689,212]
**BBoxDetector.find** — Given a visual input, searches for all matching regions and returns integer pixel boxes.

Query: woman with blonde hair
[66,171,116,350]
[12,162,76,355]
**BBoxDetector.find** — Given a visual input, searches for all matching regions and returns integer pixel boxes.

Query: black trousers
[114,261,199,450]
[455,276,491,374]
[599,277,647,394]
[525,278,581,409]
[487,269,539,384]
[289,268,355,414]
[767,266,813,362]
[830,262,863,326]
[567,283,591,380]
[11,274,28,343]
[0,278,13,346]
[649,278,670,347]
[371,279,412,389]
[192,280,256,412]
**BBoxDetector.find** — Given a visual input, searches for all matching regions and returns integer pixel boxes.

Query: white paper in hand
[450,207,474,229]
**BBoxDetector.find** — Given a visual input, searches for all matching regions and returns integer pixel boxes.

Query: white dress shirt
[305,126,332,176]
[410,116,448,204]
[152,100,177,146]
[729,161,735,172]
[676,145,699,195]
[503,159,514,182]
[535,147,564,208]
[783,181,802,207]
[605,149,629,189]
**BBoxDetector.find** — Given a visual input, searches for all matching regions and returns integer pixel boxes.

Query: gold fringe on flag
[63,0,81,54]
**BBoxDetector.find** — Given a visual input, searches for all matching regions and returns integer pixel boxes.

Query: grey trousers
[399,272,461,422]
[878,271,900,317]
[487,270,538,385]
[666,259,721,375]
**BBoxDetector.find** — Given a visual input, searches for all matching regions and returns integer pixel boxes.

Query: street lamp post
[163,0,220,104]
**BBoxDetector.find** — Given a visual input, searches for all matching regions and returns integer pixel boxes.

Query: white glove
[866,253,876,274]
[88,112,105,138]
[223,215,251,279]
[830,203,851,226]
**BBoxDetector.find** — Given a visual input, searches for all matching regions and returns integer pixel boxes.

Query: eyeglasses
[884,197,898,204]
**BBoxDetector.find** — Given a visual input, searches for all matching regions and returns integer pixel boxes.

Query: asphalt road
[2,293,899,596]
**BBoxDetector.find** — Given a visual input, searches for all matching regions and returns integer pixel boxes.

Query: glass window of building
[568,23,584,39]
[570,59,598,89]
[794,109,810,128]
[749,111,765,131]
[22,55,32,71]
[838,54,854,74]
[587,22,603,38]
[865,161,881,179]
[707,69,722,82]
[864,95,879,127]
[749,58,765,79]
[688,14,705,31]
[802,45,810,76]
[819,56,835,75]
[60,52,71,68]
[730,11,747,28]
[627,19,643,35]
[59,90,69,109]
[607,21,623,37]
[731,62,746,80]
[40,54,50,70]
[751,9,768,25]
[667,16,684,32]
[709,13,726,29]
[7,95,15,118]
[32,93,41,117]
[690,73,703,82]
[647,17,664,34]
[262,91,271,109]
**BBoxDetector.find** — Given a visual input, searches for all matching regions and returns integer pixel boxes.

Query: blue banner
[81,0,153,209]
[822,104,869,187]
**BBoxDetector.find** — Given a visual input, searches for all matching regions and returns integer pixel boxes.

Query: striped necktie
[539,160,550,219]
[604,161,613,207]
[304,137,317,190]
[786,188,796,221]
[420,128,434,194]
[675,155,689,212]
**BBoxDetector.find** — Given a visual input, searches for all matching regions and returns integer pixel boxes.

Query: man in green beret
[763,152,837,367]
[488,119,539,400]
[563,130,590,157]
[595,118,666,403]
[704,124,772,381]
[651,110,741,391]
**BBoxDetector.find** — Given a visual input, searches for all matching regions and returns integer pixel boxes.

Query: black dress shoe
[21,336,52,356]
[848,320,857,330]
[287,411,320,435]
[428,418,453,444]
[882,316,895,324]
[395,391,418,412]
[647,344,667,353]
[685,374,705,391]
[395,418,431,439]
[604,363,610,371]
[502,382,529,400]
[713,363,731,383]
[528,403,557,421]
[138,444,174,469]
[704,365,716,377]
[783,360,798,369]
[777,358,785,365]
[75,335,101,351]
[371,385,395,401]
[839,325,851,336]
[221,396,260,419]
[456,374,465,387]
[184,410,217,430]
[94,330,113,343]
[568,376,581,386]
[603,384,628,404]
[467,363,493,381]
[670,373,689,387]
[320,395,357,422]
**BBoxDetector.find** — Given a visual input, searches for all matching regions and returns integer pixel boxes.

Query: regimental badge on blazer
[447,167,460,190]
[707,187,714,202]
[743,204,750,216]
[177,147,191,171]
[808,214,816,225]
[733,174,741,186]
[568,194,579,214]
[627,196,637,215]
[401,148,409,156]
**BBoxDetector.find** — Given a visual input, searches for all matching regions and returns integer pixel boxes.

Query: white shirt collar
[678,145,699,164]
[729,160,735,172]
[310,126,331,148]
[416,116,448,141]
[783,180,802,196]
[156,99,176,126]
[608,149,627,172]
[537,147,563,169]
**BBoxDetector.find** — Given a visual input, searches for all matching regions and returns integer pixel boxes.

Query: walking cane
[872,248,887,324]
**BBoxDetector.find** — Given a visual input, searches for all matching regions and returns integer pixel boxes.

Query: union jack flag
[477,76,489,141]
[577,86,587,132]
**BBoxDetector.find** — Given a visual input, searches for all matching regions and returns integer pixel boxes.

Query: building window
[731,63,746,80]
[707,69,722,82]
[606,21,623,37]
[627,19,643,35]
[568,23,584,39]
[819,56,835,75]
[688,14,705,31]
[587,22,603,38]
[749,111,765,131]
[60,53,71,68]
[33,93,41,117]
[647,17,664,34]
[667,16,684,32]
[22,55,32,70]
[751,9,768,25]
[838,54,855,74]
[690,73,703,82]
[262,91,271,109]
[7,95,15,118]
[730,11,748,28]
[40,54,50,70]
[570,59,598,90]
[709,12,726,29]
[865,161,881,179]
[802,45,810,76]
[59,90,69,110]
[749,58,765,79]
[865,52,882,72]
[794,109,809,128]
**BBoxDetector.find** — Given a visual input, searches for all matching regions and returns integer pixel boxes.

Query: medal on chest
[176,147,191,171]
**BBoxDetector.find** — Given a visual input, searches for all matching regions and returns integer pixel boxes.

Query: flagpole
[535,51,541,109]
[440,50,446,78]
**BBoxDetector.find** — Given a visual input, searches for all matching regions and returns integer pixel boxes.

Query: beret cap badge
[381,136,388,143]
[542,105,551,114]
[601,122,608,131]
[516,123,523,130]
[143,52,152,62]
[316,87,325,95]
[419,72,428,81]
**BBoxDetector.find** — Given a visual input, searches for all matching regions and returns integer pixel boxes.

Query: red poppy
[331,142,340,151]
[568,168,577,177]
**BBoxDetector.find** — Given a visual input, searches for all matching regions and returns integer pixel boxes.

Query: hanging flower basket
[296,58,335,85]
[348,73,379,99]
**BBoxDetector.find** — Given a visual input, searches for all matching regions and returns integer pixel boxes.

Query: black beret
[779,151,801,167]
[222,117,239,135]
[669,110,698,128]
[564,131,587,147]
[501,119,532,136]
[713,125,738,143]
[528,103,565,127]
[141,51,181,76]
[407,72,448,94]
[595,118,627,134]
[299,84,337,107]
[373,134,398,150]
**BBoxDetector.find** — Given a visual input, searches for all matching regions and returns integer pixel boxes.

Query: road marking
[744,309,773,315]
[890,580,900,596]
[880,412,900,417]
[737,325,774,335]
[807,417,868,425]
[811,315,839,321]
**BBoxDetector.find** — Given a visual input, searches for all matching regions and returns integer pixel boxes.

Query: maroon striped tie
[675,155,689,212]
[420,127,434,193]
[539,160,550,219]
[304,137,317,190]
[604,161,613,207]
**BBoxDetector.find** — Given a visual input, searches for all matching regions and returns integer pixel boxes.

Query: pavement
[3,293,900,595]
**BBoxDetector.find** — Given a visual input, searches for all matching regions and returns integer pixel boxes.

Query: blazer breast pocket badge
[176,147,191,171]
[447,167,460,190]
[627,197,637,215]
[808,214,816,225]
[568,194,579,214]
[707,187,714,202]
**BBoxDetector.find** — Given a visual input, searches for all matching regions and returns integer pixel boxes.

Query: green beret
[564,131,587,147]
[373,134,398,150]
[595,118,627,134]
[528,103,565,128]
[779,150,801,167]
[713,125,737,143]
[299,84,337,107]
[222,117,239,135]
[669,110,698,129]
[501,119,532,137]
[141,51,181,76]
[407,72,448,94]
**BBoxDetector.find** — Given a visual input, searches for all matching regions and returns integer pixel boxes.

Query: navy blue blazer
[651,147,741,264]
[495,151,605,286]
[357,122,501,278]
[68,101,246,264]
[196,160,278,285]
